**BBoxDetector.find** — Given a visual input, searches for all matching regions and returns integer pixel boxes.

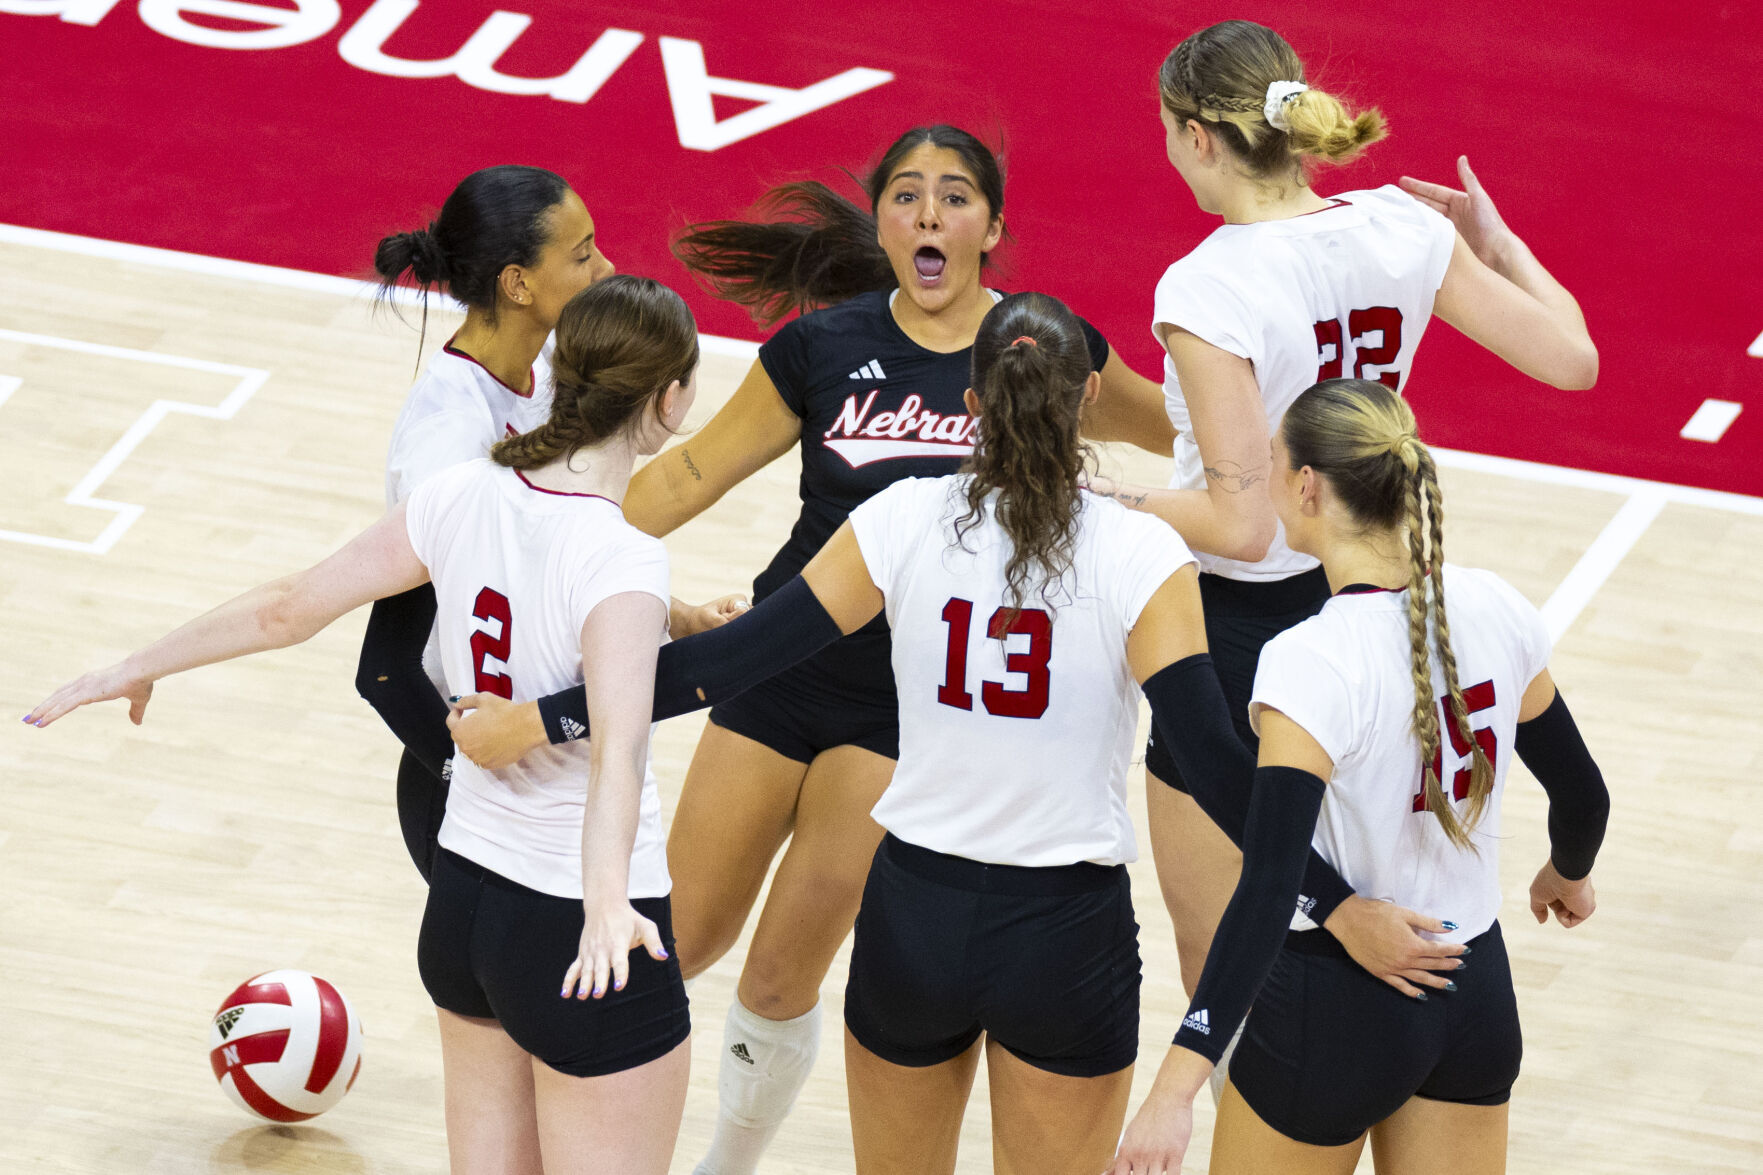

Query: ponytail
[1159,20,1386,184]
[956,292,1093,627]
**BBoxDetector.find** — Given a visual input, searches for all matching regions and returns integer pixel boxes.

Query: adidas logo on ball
[208,969,364,1122]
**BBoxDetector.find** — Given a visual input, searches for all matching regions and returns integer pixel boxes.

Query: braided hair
[1281,378,1493,849]
[490,275,698,471]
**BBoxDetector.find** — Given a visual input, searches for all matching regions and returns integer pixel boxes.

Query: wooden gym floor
[3,232,1761,1173]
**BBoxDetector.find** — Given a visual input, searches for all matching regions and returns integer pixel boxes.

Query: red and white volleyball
[208,970,363,1122]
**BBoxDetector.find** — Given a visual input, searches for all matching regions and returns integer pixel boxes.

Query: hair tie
[1263,80,1309,131]
[1010,335,1037,348]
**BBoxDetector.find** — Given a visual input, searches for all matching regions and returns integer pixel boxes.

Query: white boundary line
[3,222,1757,639]
[0,328,269,555]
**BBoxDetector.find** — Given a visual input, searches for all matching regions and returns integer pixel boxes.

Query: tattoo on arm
[680,448,703,482]
[1203,461,1266,494]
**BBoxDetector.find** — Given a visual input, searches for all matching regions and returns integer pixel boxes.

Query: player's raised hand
[446,692,548,770]
[1324,894,1468,999]
[1529,859,1596,927]
[562,896,668,1000]
[1399,156,1515,268]
[24,664,154,728]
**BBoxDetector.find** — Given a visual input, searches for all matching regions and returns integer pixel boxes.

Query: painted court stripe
[1680,399,1742,443]
[1537,490,1669,645]
[1749,330,1763,359]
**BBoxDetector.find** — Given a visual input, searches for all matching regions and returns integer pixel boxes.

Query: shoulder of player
[1440,563,1540,625]
[768,290,890,347]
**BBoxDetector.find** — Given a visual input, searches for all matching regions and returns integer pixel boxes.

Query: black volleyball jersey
[751,288,1110,697]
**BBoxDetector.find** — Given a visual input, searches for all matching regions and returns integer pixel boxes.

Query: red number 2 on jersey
[471,587,514,700]
[936,597,1052,719]
[1412,679,1497,811]
[1314,307,1404,388]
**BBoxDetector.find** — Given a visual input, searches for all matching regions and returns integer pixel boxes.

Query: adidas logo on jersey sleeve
[847,359,886,381]
[1182,1008,1211,1035]
[559,716,587,741]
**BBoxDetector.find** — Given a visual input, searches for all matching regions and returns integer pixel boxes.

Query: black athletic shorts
[844,834,1141,1078]
[708,656,899,763]
[1230,922,1521,1146]
[1145,567,1331,793]
[396,748,448,882]
[418,849,691,1078]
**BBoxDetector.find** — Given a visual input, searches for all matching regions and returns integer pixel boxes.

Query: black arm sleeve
[1513,690,1609,881]
[538,576,845,743]
[354,584,454,779]
[1142,655,1356,925]
[1173,765,1325,1061]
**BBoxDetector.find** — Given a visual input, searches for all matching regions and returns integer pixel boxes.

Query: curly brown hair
[954,292,1094,630]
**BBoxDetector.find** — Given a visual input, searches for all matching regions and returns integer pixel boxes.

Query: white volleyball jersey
[849,475,1195,867]
[385,339,555,507]
[385,338,556,695]
[404,459,672,900]
[1249,567,1552,943]
[1153,186,1456,581]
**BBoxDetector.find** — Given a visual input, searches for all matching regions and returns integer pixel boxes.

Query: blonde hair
[1159,20,1387,184]
[491,275,698,470]
[1280,379,1493,849]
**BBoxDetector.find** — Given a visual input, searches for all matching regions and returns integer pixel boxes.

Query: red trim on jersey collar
[1335,582,1404,596]
[1292,197,1352,219]
[513,468,620,506]
[443,335,535,398]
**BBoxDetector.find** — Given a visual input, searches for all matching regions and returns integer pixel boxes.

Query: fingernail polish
[449,695,461,703]
[1441,921,1459,931]
[1455,960,1468,971]
[1460,945,1472,955]
[1444,981,1458,992]
[658,949,668,960]
[1415,991,1428,1001]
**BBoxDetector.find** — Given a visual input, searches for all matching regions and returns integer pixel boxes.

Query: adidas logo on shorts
[847,359,885,381]
[1182,1008,1211,1035]
[730,1042,755,1065]
[560,716,587,741]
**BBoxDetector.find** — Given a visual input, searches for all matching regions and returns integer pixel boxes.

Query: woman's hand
[1530,860,1596,927]
[1323,895,1467,999]
[24,663,153,728]
[447,693,548,770]
[1107,1045,1208,1174]
[670,593,750,638]
[561,895,668,1000]
[1399,156,1516,271]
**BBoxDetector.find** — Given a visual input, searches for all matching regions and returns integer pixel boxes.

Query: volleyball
[208,970,364,1122]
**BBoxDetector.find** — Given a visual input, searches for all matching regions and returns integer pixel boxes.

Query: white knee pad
[718,999,821,1127]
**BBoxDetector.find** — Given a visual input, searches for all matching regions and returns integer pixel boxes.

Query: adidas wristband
[1513,690,1609,881]
[539,576,844,744]
[1142,656,1355,925]
[1174,764,1326,1063]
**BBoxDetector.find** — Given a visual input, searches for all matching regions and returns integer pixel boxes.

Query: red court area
[6,1,1758,495]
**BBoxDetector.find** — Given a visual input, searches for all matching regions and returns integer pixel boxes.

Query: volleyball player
[360,165,739,882]
[1109,378,1609,1174]
[27,276,710,1174]
[1084,20,1600,1057]
[446,125,1171,1175]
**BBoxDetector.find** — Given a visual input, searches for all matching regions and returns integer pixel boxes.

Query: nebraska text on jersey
[823,390,979,468]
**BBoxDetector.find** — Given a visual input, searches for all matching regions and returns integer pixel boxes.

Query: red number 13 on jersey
[937,597,1052,719]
